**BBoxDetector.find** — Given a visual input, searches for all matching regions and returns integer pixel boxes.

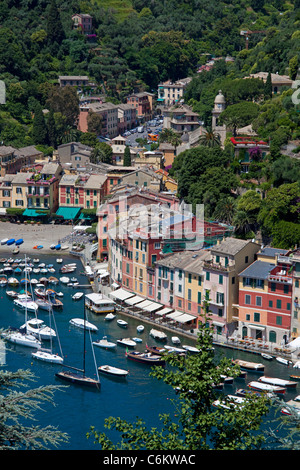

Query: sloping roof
[211,237,257,256]
[239,260,275,280]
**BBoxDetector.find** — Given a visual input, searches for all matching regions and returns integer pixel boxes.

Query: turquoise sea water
[1,253,299,450]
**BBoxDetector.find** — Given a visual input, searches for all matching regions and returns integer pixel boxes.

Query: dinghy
[93,336,116,349]
[98,365,128,377]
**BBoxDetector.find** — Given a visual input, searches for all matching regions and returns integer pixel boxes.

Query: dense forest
[0,0,299,247]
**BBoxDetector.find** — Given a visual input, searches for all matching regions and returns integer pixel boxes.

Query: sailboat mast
[83,297,86,377]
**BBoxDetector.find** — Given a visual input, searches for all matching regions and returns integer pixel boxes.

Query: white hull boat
[32,349,64,364]
[104,313,116,321]
[56,258,63,263]
[98,365,129,377]
[20,318,56,341]
[117,319,128,328]
[13,299,38,312]
[93,336,116,349]
[171,336,181,345]
[59,276,69,284]
[232,359,264,372]
[164,345,186,354]
[149,328,167,340]
[182,344,199,353]
[69,318,98,332]
[137,325,144,333]
[117,338,136,348]
[4,330,41,349]
[258,376,297,388]
[72,292,84,300]
[212,395,245,410]
[248,380,285,394]
[261,353,273,360]
[276,356,293,366]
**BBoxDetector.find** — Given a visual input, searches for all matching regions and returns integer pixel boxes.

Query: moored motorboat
[145,344,166,355]
[212,395,245,410]
[281,396,300,416]
[98,365,129,377]
[117,338,136,348]
[72,292,84,300]
[172,336,181,345]
[258,376,298,388]
[276,356,293,366]
[104,313,116,321]
[126,351,166,366]
[69,318,98,332]
[93,336,116,349]
[3,328,41,349]
[1,238,8,245]
[248,380,285,395]
[232,359,264,372]
[261,353,273,360]
[149,328,167,341]
[117,319,128,328]
[182,344,199,353]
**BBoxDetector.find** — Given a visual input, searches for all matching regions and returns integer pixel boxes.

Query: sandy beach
[0,222,73,255]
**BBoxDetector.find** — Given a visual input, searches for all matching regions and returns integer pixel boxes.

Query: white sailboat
[32,297,64,364]
[56,298,100,389]
[4,256,41,349]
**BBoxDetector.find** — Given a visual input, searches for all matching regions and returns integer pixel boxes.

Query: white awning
[125,295,145,306]
[143,302,164,313]
[248,324,265,331]
[212,321,225,327]
[166,311,184,320]
[110,288,134,301]
[175,314,197,323]
[136,300,154,310]
[155,308,174,316]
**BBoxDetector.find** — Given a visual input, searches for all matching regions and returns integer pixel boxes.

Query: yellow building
[11,172,34,209]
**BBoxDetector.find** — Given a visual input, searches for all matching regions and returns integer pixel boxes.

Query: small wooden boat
[276,357,293,366]
[232,359,264,372]
[145,344,166,355]
[98,365,129,377]
[117,319,128,328]
[248,380,286,395]
[236,388,267,398]
[69,318,98,332]
[149,328,167,340]
[126,351,166,366]
[12,248,19,255]
[289,375,300,381]
[117,338,136,348]
[258,376,298,388]
[93,336,116,349]
[261,353,273,361]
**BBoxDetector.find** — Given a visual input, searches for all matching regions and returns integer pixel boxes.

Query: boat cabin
[85,293,115,314]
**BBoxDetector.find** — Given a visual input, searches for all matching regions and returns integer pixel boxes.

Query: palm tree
[198,127,221,147]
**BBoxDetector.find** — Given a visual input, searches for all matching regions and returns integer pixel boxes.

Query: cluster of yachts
[212,358,300,416]
[0,257,87,365]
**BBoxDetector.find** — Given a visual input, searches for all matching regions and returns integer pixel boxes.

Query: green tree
[32,103,47,145]
[289,56,299,80]
[0,368,68,450]
[46,109,57,148]
[219,102,260,136]
[123,145,131,166]
[90,142,113,164]
[46,86,79,127]
[46,0,65,49]
[198,127,221,147]
[87,305,270,450]
[264,72,272,101]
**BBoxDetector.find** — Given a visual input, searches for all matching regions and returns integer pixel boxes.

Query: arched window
[269,330,277,343]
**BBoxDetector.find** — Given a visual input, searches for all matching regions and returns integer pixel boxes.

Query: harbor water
[1,253,299,450]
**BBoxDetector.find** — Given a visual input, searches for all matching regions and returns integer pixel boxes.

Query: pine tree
[264,72,272,100]
[123,145,131,166]
[47,109,57,148]
[46,0,65,49]
[32,103,47,145]
[0,369,68,450]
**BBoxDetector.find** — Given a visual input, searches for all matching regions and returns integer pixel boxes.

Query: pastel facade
[59,173,107,210]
